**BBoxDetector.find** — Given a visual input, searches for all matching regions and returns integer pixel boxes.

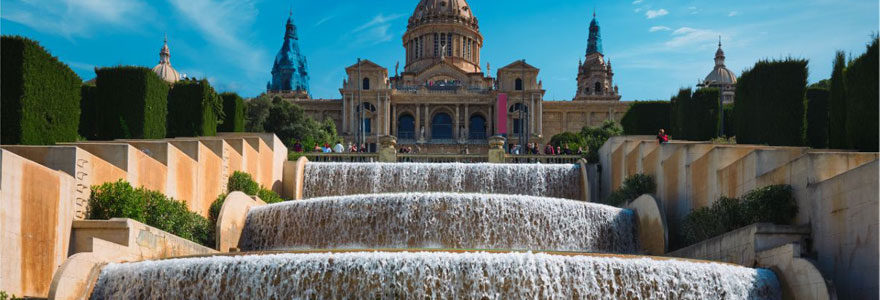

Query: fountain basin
[89,250,781,299]
[302,163,583,199]
[239,193,637,253]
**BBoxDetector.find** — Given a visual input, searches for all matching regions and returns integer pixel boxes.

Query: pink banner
[496,93,507,135]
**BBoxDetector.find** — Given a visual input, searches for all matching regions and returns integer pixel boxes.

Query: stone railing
[302,153,379,163]
[398,154,489,163]
[505,155,583,164]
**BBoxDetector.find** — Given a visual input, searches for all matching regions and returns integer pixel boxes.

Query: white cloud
[645,9,669,19]
[350,13,405,46]
[1,0,151,38]
[634,8,643,13]
[688,6,700,14]
[728,11,740,17]
[632,0,643,4]
[666,27,720,48]
[650,26,671,32]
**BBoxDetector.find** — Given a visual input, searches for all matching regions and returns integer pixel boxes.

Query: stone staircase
[598,136,878,299]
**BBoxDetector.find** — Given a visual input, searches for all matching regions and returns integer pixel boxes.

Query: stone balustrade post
[488,135,506,163]
[379,135,398,163]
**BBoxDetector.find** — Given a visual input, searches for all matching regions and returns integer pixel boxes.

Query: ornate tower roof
[586,13,603,56]
[705,37,736,85]
[152,35,180,83]
[408,0,478,30]
[402,0,484,75]
[267,11,310,95]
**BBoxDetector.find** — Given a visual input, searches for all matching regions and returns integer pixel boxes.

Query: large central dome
[408,0,478,30]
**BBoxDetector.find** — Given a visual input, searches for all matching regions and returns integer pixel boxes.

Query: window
[469,115,486,139]
[363,77,370,90]
[431,113,453,139]
[515,78,523,91]
[398,114,415,140]
[595,82,602,93]
[363,118,372,134]
[513,119,522,134]
[508,103,528,113]
[434,33,439,57]
[446,33,453,57]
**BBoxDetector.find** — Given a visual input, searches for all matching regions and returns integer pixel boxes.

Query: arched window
[356,102,376,112]
[431,113,453,140]
[594,82,602,93]
[363,77,371,90]
[469,115,486,139]
[508,103,528,113]
[515,78,523,91]
[397,114,415,140]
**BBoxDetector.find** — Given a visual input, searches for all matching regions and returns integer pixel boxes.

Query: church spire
[586,12,603,56]
[268,10,309,95]
[715,36,726,67]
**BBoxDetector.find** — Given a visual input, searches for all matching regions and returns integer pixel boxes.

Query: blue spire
[267,11,310,94]
[586,13,603,56]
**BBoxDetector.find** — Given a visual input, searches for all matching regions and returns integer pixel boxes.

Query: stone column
[391,104,397,137]
[537,98,543,137]
[342,94,349,133]
[530,94,536,136]
[385,95,391,135]
[464,105,470,139]
[455,104,460,140]
[415,103,421,135]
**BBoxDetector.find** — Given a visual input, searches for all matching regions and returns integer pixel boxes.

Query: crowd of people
[509,143,585,156]
[291,140,373,153]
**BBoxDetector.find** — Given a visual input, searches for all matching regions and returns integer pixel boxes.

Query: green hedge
[1,35,82,145]
[604,174,656,207]
[722,103,735,137]
[844,38,879,151]
[79,84,99,140]
[671,88,720,141]
[209,171,284,226]
[95,66,169,139]
[218,92,245,132]
[620,101,671,135]
[549,132,585,149]
[167,79,223,137]
[88,180,213,247]
[680,185,797,246]
[805,87,830,149]
[828,51,848,149]
[735,59,808,146]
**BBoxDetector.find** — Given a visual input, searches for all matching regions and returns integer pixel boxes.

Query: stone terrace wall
[0,133,286,298]
[598,136,878,298]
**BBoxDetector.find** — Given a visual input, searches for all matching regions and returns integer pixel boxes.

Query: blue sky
[2,0,877,100]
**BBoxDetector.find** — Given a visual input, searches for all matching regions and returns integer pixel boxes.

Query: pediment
[498,60,539,71]
[414,60,470,83]
[345,59,387,72]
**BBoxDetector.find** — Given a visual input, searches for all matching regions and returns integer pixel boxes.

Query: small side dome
[152,37,180,83]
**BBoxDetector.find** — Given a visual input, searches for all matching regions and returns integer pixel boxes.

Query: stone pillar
[342,95,349,133]
[455,104,460,140]
[378,135,397,163]
[391,104,397,137]
[488,135,506,163]
[464,105,470,139]
[385,95,391,135]
[537,98,543,137]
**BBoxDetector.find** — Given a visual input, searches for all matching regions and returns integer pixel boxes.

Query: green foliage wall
[94,66,169,139]
[805,87,830,149]
[579,120,622,163]
[844,38,879,151]
[244,95,338,148]
[549,132,585,149]
[167,79,222,137]
[79,84,99,140]
[620,101,671,135]
[828,51,848,149]
[671,88,720,141]
[218,92,245,132]
[1,35,82,145]
[604,174,656,207]
[722,103,736,137]
[735,59,808,146]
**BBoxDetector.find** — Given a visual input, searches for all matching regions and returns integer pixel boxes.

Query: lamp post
[358,58,364,148]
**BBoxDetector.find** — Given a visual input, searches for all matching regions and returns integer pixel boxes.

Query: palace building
[270,0,630,152]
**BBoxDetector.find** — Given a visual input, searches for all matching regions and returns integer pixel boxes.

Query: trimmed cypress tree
[844,37,879,151]
[805,87,830,148]
[218,92,246,132]
[828,51,848,149]
[670,88,720,141]
[95,66,169,139]
[167,79,223,137]
[620,101,671,135]
[735,59,808,146]
[1,35,82,145]
[670,88,692,137]
[722,103,735,137]
[79,83,100,140]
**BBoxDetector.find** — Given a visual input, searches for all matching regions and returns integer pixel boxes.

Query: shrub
[1,35,82,145]
[549,132,585,149]
[844,37,879,151]
[620,101,671,135]
[79,84,100,140]
[94,66,169,139]
[735,58,808,146]
[88,180,213,247]
[805,87,830,148]
[167,79,223,137]
[604,174,656,207]
[228,171,260,195]
[579,120,623,163]
[218,92,246,132]
[679,184,797,246]
[828,51,848,149]
[209,193,226,226]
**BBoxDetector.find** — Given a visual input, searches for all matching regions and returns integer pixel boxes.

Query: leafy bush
[604,174,656,207]
[228,171,260,195]
[1,35,82,145]
[843,37,879,151]
[88,180,213,247]
[579,120,622,163]
[680,184,797,246]
[244,95,338,148]
[620,101,671,135]
[167,79,223,137]
[805,87,830,148]
[209,193,226,226]
[218,92,246,132]
[735,58,808,146]
[549,132,585,149]
[94,66,169,139]
[671,88,721,141]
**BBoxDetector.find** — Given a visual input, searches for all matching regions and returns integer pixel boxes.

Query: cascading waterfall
[239,193,637,253]
[90,252,781,299]
[302,163,582,199]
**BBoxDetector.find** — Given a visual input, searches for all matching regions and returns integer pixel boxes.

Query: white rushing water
[303,163,582,199]
[90,251,782,300]
[239,193,637,253]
